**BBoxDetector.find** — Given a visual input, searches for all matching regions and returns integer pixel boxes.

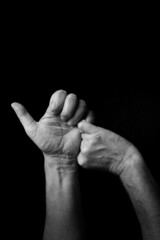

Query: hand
[77,120,141,176]
[11,90,94,162]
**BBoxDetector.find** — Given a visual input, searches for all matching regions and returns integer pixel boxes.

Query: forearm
[43,156,85,240]
[120,150,160,240]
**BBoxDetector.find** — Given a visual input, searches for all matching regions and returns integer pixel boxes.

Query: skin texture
[78,120,160,240]
[11,90,94,240]
[11,90,94,167]
[77,120,133,175]
[11,91,160,240]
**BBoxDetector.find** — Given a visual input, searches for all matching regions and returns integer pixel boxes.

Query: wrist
[120,145,144,184]
[44,154,78,174]
[44,155,79,191]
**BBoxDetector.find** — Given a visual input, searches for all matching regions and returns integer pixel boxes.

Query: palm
[11,90,93,159]
[33,116,81,157]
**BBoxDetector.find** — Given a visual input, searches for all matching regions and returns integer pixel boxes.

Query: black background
[5,3,160,240]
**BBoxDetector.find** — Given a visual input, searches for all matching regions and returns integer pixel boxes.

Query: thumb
[78,120,97,134]
[11,102,37,135]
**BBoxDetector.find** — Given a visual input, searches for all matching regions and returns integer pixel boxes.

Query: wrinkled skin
[11,90,94,162]
[78,120,137,176]
[34,115,81,158]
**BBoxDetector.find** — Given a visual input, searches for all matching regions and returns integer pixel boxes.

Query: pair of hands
[11,90,137,176]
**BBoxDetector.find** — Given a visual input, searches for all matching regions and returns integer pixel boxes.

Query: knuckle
[81,146,89,154]
[89,138,96,145]
[78,154,88,167]
[50,101,57,111]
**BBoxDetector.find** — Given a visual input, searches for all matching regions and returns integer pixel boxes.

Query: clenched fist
[78,120,141,176]
[11,90,94,165]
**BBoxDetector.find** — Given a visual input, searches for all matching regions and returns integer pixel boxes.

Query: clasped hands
[11,90,141,177]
